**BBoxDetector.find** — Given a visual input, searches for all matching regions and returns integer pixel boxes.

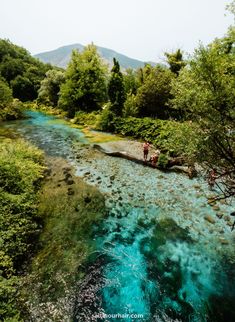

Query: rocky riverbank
[92,140,194,176]
[72,143,235,252]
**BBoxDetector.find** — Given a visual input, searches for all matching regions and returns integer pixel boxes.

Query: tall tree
[0,39,51,101]
[123,68,140,95]
[136,64,153,85]
[108,58,126,116]
[59,44,108,117]
[136,66,174,118]
[38,69,65,106]
[165,49,186,75]
[171,34,235,200]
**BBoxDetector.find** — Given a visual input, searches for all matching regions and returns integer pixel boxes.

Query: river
[2,110,235,322]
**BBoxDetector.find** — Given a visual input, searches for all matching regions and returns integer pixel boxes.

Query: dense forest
[0,2,234,320]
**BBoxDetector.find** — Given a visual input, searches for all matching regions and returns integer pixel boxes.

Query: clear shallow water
[1,110,87,157]
[2,111,235,322]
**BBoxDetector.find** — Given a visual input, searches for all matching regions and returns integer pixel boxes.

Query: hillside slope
[35,43,155,69]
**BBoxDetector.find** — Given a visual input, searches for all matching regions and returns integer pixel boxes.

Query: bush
[73,111,200,158]
[98,115,200,158]
[0,78,23,121]
[157,153,169,169]
[73,110,99,126]
[96,103,116,131]
[0,138,44,320]
[123,93,139,117]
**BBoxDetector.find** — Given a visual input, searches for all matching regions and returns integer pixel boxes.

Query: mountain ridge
[34,43,156,70]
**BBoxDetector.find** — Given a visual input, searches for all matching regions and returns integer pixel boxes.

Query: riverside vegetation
[0,1,234,320]
[0,137,105,320]
[0,138,45,319]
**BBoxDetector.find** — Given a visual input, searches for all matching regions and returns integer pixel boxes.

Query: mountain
[34,43,155,70]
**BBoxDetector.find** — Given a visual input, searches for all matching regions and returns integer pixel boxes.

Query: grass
[81,127,123,143]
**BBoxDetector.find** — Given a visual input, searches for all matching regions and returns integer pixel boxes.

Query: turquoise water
[2,111,235,322]
[1,110,87,157]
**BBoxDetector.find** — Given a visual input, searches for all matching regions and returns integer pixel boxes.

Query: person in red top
[143,141,150,162]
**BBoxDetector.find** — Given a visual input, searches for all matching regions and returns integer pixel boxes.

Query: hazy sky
[0,0,233,62]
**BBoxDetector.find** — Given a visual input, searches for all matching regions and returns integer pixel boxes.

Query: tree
[165,49,186,75]
[123,92,139,117]
[136,66,175,118]
[171,36,235,200]
[0,77,13,108]
[38,69,65,106]
[136,64,153,85]
[123,68,141,95]
[0,39,51,101]
[226,0,235,19]
[11,75,34,101]
[59,44,108,117]
[108,58,126,116]
[0,78,22,120]
[0,56,25,83]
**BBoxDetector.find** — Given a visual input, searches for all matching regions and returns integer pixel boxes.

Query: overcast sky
[0,0,233,62]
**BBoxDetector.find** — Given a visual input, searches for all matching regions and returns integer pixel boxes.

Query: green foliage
[123,68,140,95]
[0,77,13,107]
[0,39,52,101]
[171,35,235,168]
[0,276,22,321]
[73,110,99,126]
[97,103,116,131]
[11,75,34,101]
[0,78,23,121]
[0,138,44,320]
[136,64,153,85]
[226,0,235,19]
[59,44,108,117]
[108,58,126,116]
[122,92,139,117]
[0,57,25,83]
[165,49,186,75]
[96,113,199,157]
[153,120,201,159]
[136,66,175,118]
[20,159,105,318]
[38,69,65,106]
[157,153,169,169]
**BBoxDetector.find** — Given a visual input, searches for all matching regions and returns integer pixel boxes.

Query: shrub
[157,153,169,169]
[73,110,99,126]
[73,112,200,158]
[96,103,116,131]
[0,78,23,121]
[97,115,200,158]
[0,138,44,320]
[122,93,139,117]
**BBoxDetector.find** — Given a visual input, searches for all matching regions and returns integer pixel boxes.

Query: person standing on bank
[143,141,150,162]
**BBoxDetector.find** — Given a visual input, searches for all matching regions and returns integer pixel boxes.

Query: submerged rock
[219,238,229,245]
[204,215,216,224]
[224,215,232,223]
